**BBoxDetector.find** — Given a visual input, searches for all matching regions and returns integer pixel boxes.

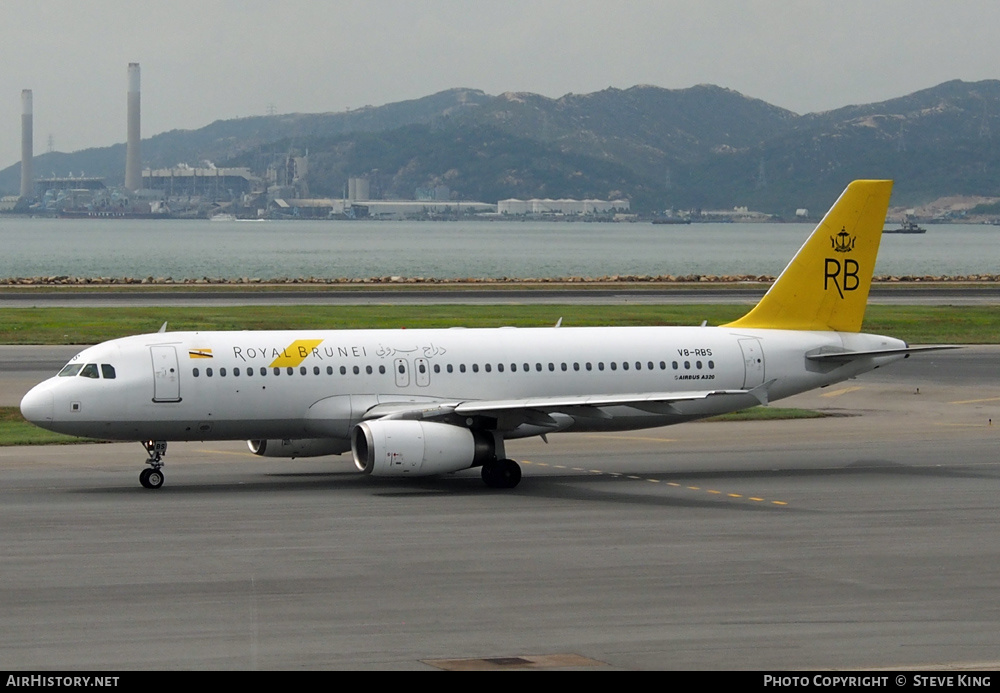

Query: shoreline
[0,274,997,289]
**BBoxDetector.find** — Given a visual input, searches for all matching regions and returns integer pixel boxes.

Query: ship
[884,220,926,234]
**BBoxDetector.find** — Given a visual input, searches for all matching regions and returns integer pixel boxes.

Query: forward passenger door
[150,345,181,402]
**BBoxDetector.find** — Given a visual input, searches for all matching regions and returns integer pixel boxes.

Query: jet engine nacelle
[247,438,351,458]
[352,420,497,477]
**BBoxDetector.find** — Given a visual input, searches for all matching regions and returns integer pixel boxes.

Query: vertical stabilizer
[724,179,893,333]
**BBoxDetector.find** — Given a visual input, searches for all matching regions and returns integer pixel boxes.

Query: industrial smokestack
[20,89,33,199]
[124,63,141,191]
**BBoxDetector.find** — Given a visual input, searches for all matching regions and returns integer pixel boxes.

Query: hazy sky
[2,0,998,168]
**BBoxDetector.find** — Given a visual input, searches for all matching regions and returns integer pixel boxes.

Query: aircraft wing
[362,382,775,430]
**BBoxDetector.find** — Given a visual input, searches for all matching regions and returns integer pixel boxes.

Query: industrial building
[142,166,259,198]
[268,198,495,219]
[498,198,630,215]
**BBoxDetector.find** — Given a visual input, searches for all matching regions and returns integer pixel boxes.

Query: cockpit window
[101,364,116,379]
[58,363,84,377]
[79,363,100,379]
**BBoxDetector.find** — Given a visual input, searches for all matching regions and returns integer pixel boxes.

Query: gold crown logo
[830,228,855,253]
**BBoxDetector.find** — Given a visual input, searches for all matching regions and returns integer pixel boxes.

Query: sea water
[0,216,994,280]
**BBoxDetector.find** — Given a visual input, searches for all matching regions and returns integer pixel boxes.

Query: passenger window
[353,366,360,375]
[460,364,466,373]
[220,368,227,377]
[340,366,347,375]
[472,364,479,373]
[598,362,604,371]
[193,368,200,377]
[300,367,307,376]
[260,367,267,376]
[327,366,333,375]
[234,367,241,376]
[206,368,213,377]
[314,366,320,375]
[59,364,84,377]
[80,363,100,379]
[447,364,454,373]
[434,364,440,373]
[497,364,504,373]
[708,360,715,369]
[622,362,629,371]
[586,363,592,371]
[379,365,386,374]
[672,361,679,370]
[610,362,617,371]
[246,367,253,377]
[273,367,281,376]
[366,365,373,375]
[101,364,116,379]
[561,363,567,371]
[287,367,294,376]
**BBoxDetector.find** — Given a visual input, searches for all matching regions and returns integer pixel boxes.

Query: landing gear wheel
[481,458,522,489]
[139,440,167,489]
[139,467,164,489]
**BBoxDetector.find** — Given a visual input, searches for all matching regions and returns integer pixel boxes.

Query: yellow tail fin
[724,179,893,332]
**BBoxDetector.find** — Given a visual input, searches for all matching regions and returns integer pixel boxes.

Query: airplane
[19,179,950,490]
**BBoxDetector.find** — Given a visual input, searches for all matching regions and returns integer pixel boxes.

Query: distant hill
[686,79,1000,213]
[4,80,1000,213]
[225,122,661,209]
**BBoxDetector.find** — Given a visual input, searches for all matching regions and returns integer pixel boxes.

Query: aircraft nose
[20,385,54,425]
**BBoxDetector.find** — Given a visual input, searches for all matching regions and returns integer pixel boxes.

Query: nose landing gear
[139,440,167,489]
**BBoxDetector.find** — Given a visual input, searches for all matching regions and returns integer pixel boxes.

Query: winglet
[748,379,776,406]
[724,180,893,332]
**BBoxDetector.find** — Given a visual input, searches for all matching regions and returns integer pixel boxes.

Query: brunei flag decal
[189,349,213,359]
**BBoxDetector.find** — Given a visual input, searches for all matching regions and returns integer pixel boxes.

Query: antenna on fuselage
[158,322,168,333]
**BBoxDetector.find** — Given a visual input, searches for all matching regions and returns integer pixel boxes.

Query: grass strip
[703,407,832,422]
[0,407,108,446]
[0,304,997,344]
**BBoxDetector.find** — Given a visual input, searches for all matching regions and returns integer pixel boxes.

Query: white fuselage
[20,325,907,444]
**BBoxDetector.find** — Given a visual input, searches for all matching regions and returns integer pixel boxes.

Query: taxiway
[0,347,997,669]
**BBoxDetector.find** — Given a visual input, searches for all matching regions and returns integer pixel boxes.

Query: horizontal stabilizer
[805,345,961,362]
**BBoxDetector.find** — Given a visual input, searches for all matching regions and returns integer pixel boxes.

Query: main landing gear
[481,458,522,489]
[139,440,167,489]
